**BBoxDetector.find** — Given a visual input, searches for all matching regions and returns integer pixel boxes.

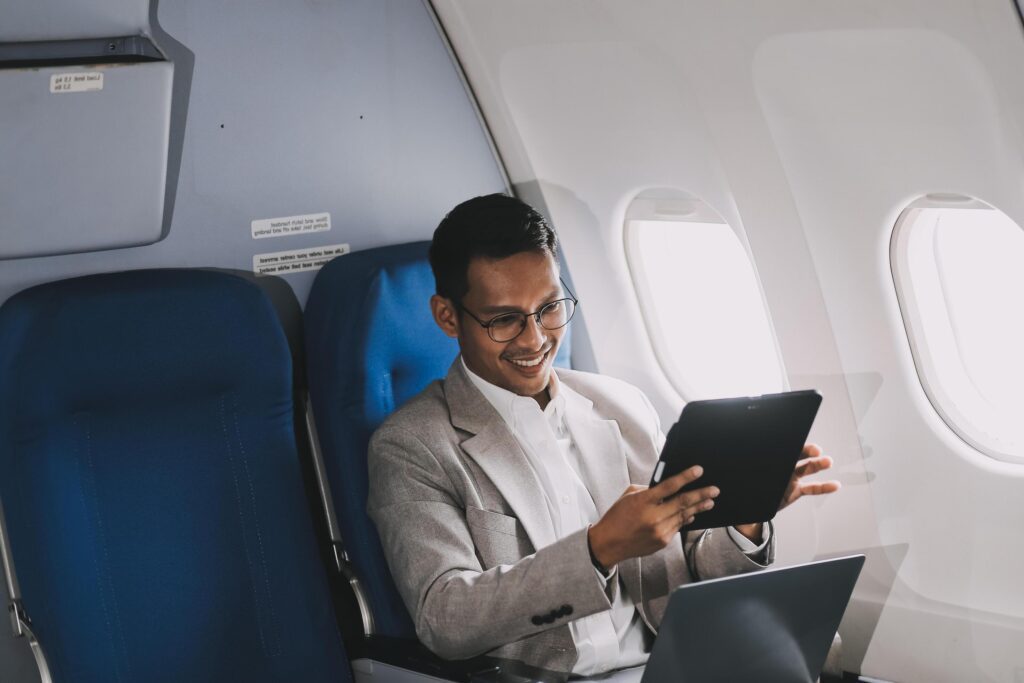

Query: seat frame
[1,501,54,683]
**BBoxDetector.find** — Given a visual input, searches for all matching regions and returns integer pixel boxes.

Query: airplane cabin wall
[0,1,505,681]
[0,0,505,309]
[432,1,1024,681]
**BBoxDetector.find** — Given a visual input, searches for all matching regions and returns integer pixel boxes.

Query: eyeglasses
[457,279,579,343]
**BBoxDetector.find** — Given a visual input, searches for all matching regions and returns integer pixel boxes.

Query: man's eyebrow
[477,288,563,315]
[477,304,521,315]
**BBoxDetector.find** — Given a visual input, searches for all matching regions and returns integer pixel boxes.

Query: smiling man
[366,194,838,675]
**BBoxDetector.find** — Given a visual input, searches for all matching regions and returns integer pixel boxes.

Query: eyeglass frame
[455,278,579,343]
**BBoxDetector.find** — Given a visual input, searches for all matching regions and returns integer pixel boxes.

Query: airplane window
[625,194,785,400]
[891,196,1024,463]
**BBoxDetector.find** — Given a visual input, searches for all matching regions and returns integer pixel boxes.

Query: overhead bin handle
[0,34,164,69]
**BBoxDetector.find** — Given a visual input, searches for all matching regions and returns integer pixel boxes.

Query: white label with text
[253,243,349,276]
[50,72,104,93]
[251,212,331,239]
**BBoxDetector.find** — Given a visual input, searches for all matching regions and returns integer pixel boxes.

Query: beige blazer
[367,359,775,672]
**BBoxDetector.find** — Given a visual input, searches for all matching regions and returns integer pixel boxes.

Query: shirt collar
[460,356,566,430]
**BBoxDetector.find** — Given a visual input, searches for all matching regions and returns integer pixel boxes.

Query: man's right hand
[587,466,718,570]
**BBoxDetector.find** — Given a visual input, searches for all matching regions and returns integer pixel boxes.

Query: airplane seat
[0,269,351,683]
[305,241,455,640]
[303,241,571,642]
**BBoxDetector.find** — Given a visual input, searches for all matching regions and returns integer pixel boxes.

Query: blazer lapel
[560,386,631,517]
[444,360,558,550]
[559,380,645,601]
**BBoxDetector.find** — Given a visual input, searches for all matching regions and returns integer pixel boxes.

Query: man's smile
[505,347,553,371]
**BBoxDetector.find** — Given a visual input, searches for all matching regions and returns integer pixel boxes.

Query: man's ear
[431,294,460,339]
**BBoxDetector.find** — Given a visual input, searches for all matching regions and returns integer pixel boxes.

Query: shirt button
[561,495,571,505]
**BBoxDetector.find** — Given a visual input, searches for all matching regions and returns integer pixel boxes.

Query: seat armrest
[356,635,500,682]
[471,657,568,683]
[356,636,568,683]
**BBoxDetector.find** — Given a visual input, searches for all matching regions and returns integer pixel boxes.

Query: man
[367,194,839,674]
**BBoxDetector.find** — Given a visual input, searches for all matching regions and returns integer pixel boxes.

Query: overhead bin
[0,34,173,259]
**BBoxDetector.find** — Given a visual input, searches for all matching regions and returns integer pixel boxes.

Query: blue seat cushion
[0,269,350,683]
[306,242,454,637]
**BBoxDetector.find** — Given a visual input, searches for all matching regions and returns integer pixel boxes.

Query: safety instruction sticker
[251,212,331,239]
[50,72,104,93]
[253,244,349,276]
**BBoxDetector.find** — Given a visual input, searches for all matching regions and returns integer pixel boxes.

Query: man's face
[433,250,565,403]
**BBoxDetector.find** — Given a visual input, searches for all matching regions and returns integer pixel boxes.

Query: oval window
[624,191,785,400]
[891,195,1024,463]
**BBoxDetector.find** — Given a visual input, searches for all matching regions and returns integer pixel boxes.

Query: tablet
[649,390,822,531]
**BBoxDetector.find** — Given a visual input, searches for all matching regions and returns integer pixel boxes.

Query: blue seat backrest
[0,270,350,683]
[304,241,570,639]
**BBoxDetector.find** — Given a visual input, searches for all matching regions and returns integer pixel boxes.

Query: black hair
[429,193,559,302]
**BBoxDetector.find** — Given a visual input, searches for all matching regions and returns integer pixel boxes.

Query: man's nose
[517,313,547,349]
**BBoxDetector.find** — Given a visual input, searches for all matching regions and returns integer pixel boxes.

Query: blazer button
[531,616,544,626]
[560,604,573,617]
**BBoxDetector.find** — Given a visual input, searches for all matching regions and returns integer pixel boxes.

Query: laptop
[640,555,865,683]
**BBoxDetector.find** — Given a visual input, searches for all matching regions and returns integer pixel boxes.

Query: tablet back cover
[659,390,821,530]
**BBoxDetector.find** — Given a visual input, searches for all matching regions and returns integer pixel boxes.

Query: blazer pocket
[466,507,533,568]
[466,506,528,539]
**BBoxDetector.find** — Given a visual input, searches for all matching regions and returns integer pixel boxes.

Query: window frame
[623,190,787,401]
[890,193,1024,464]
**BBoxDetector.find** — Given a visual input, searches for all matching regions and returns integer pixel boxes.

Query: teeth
[510,352,547,368]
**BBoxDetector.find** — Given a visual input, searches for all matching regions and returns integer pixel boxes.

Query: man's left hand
[734,443,841,543]
[779,443,840,510]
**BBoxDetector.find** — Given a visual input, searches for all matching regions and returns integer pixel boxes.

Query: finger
[649,465,703,499]
[785,479,841,507]
[647,484,715,523]
[656,509,697,540]
[795,453,831,469]
[802,443,822,458]
[649,485,718,523]
[794,454,833,478]
[687,497,716,518]
[673,485,719,511]
[798,480,841,496]
[660,509,688,535]
[670,494,717,523]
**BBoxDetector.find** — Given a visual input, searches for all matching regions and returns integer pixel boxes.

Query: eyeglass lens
[488,299,576,342]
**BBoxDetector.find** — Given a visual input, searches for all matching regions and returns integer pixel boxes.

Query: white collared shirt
[461,358,769,675]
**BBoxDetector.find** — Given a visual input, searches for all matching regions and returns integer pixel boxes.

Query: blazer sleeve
[367,423,614,660]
